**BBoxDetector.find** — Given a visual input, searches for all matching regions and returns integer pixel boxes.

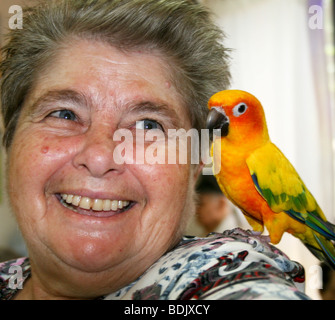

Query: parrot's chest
[214,143,265,212]
[218,152,252,195]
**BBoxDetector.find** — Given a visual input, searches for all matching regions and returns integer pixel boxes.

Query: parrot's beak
[206,107,229,140]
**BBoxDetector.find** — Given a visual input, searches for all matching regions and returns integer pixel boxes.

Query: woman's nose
[72,126,125,178]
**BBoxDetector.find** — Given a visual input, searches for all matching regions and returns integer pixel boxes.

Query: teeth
[103,199,111,212]
[80,197,91,210]
[111,200,118,211]
[65,194,73,203]
[60,194,130,212]
[92,199,103,211]
[72,195,81,206]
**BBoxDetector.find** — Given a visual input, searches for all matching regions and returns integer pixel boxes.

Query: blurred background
[0,0,334,300]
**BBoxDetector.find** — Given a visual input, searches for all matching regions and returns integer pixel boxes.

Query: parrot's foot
[251,231,271,243]
[223,228,270,242]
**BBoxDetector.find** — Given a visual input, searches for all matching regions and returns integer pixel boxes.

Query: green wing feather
[246,142,335,241]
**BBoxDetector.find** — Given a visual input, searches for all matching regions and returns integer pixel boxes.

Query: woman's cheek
[8,131,74,195]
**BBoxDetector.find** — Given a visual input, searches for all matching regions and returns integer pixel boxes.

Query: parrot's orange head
[206,90,269,144]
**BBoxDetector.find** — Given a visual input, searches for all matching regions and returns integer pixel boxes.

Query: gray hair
[1,0,230,149]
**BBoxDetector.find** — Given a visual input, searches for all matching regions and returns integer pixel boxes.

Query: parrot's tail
[327,220,335,236]
[305,233,335,269]
[286,208,335,269]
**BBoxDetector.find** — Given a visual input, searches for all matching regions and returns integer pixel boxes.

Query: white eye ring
[233,103,248,117]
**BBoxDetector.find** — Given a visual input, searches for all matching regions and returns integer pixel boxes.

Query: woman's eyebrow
[27,89,89,115]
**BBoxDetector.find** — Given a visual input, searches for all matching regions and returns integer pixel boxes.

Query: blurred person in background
[186,174,248,237]
[0,248,19,262]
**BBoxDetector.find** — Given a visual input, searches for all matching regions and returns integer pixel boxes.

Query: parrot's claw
[249,230,262,236]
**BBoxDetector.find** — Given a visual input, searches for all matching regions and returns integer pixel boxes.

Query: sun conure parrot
[206,89,335,268]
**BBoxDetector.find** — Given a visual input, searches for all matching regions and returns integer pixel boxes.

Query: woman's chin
[48,235,131,273]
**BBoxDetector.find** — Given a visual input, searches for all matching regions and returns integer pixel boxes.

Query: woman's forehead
[24,39,191,126]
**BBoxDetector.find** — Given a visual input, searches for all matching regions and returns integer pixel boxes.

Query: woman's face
[7,40,197,294]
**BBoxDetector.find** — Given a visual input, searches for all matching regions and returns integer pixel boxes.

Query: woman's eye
[49,110,77,121]
[135,119,164,131]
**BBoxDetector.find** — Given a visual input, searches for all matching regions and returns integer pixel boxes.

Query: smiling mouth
[58,193,133,217]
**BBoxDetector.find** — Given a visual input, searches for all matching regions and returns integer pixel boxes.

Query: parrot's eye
[233,103,248,117]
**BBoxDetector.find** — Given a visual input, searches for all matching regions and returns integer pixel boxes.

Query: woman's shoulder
[105,228,310,300]
[0,257,30,300]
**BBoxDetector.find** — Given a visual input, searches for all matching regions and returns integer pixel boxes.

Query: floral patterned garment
[0,228,310,300]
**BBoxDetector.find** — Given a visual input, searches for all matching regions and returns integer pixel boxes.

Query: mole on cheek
[41,146,49,154]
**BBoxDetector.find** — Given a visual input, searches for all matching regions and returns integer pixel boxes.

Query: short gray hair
[1,0,230,149]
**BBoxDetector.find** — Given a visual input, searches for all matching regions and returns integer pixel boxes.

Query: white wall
[203,0,335,299]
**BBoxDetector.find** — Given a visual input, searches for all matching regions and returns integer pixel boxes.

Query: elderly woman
[0,0,309,300]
